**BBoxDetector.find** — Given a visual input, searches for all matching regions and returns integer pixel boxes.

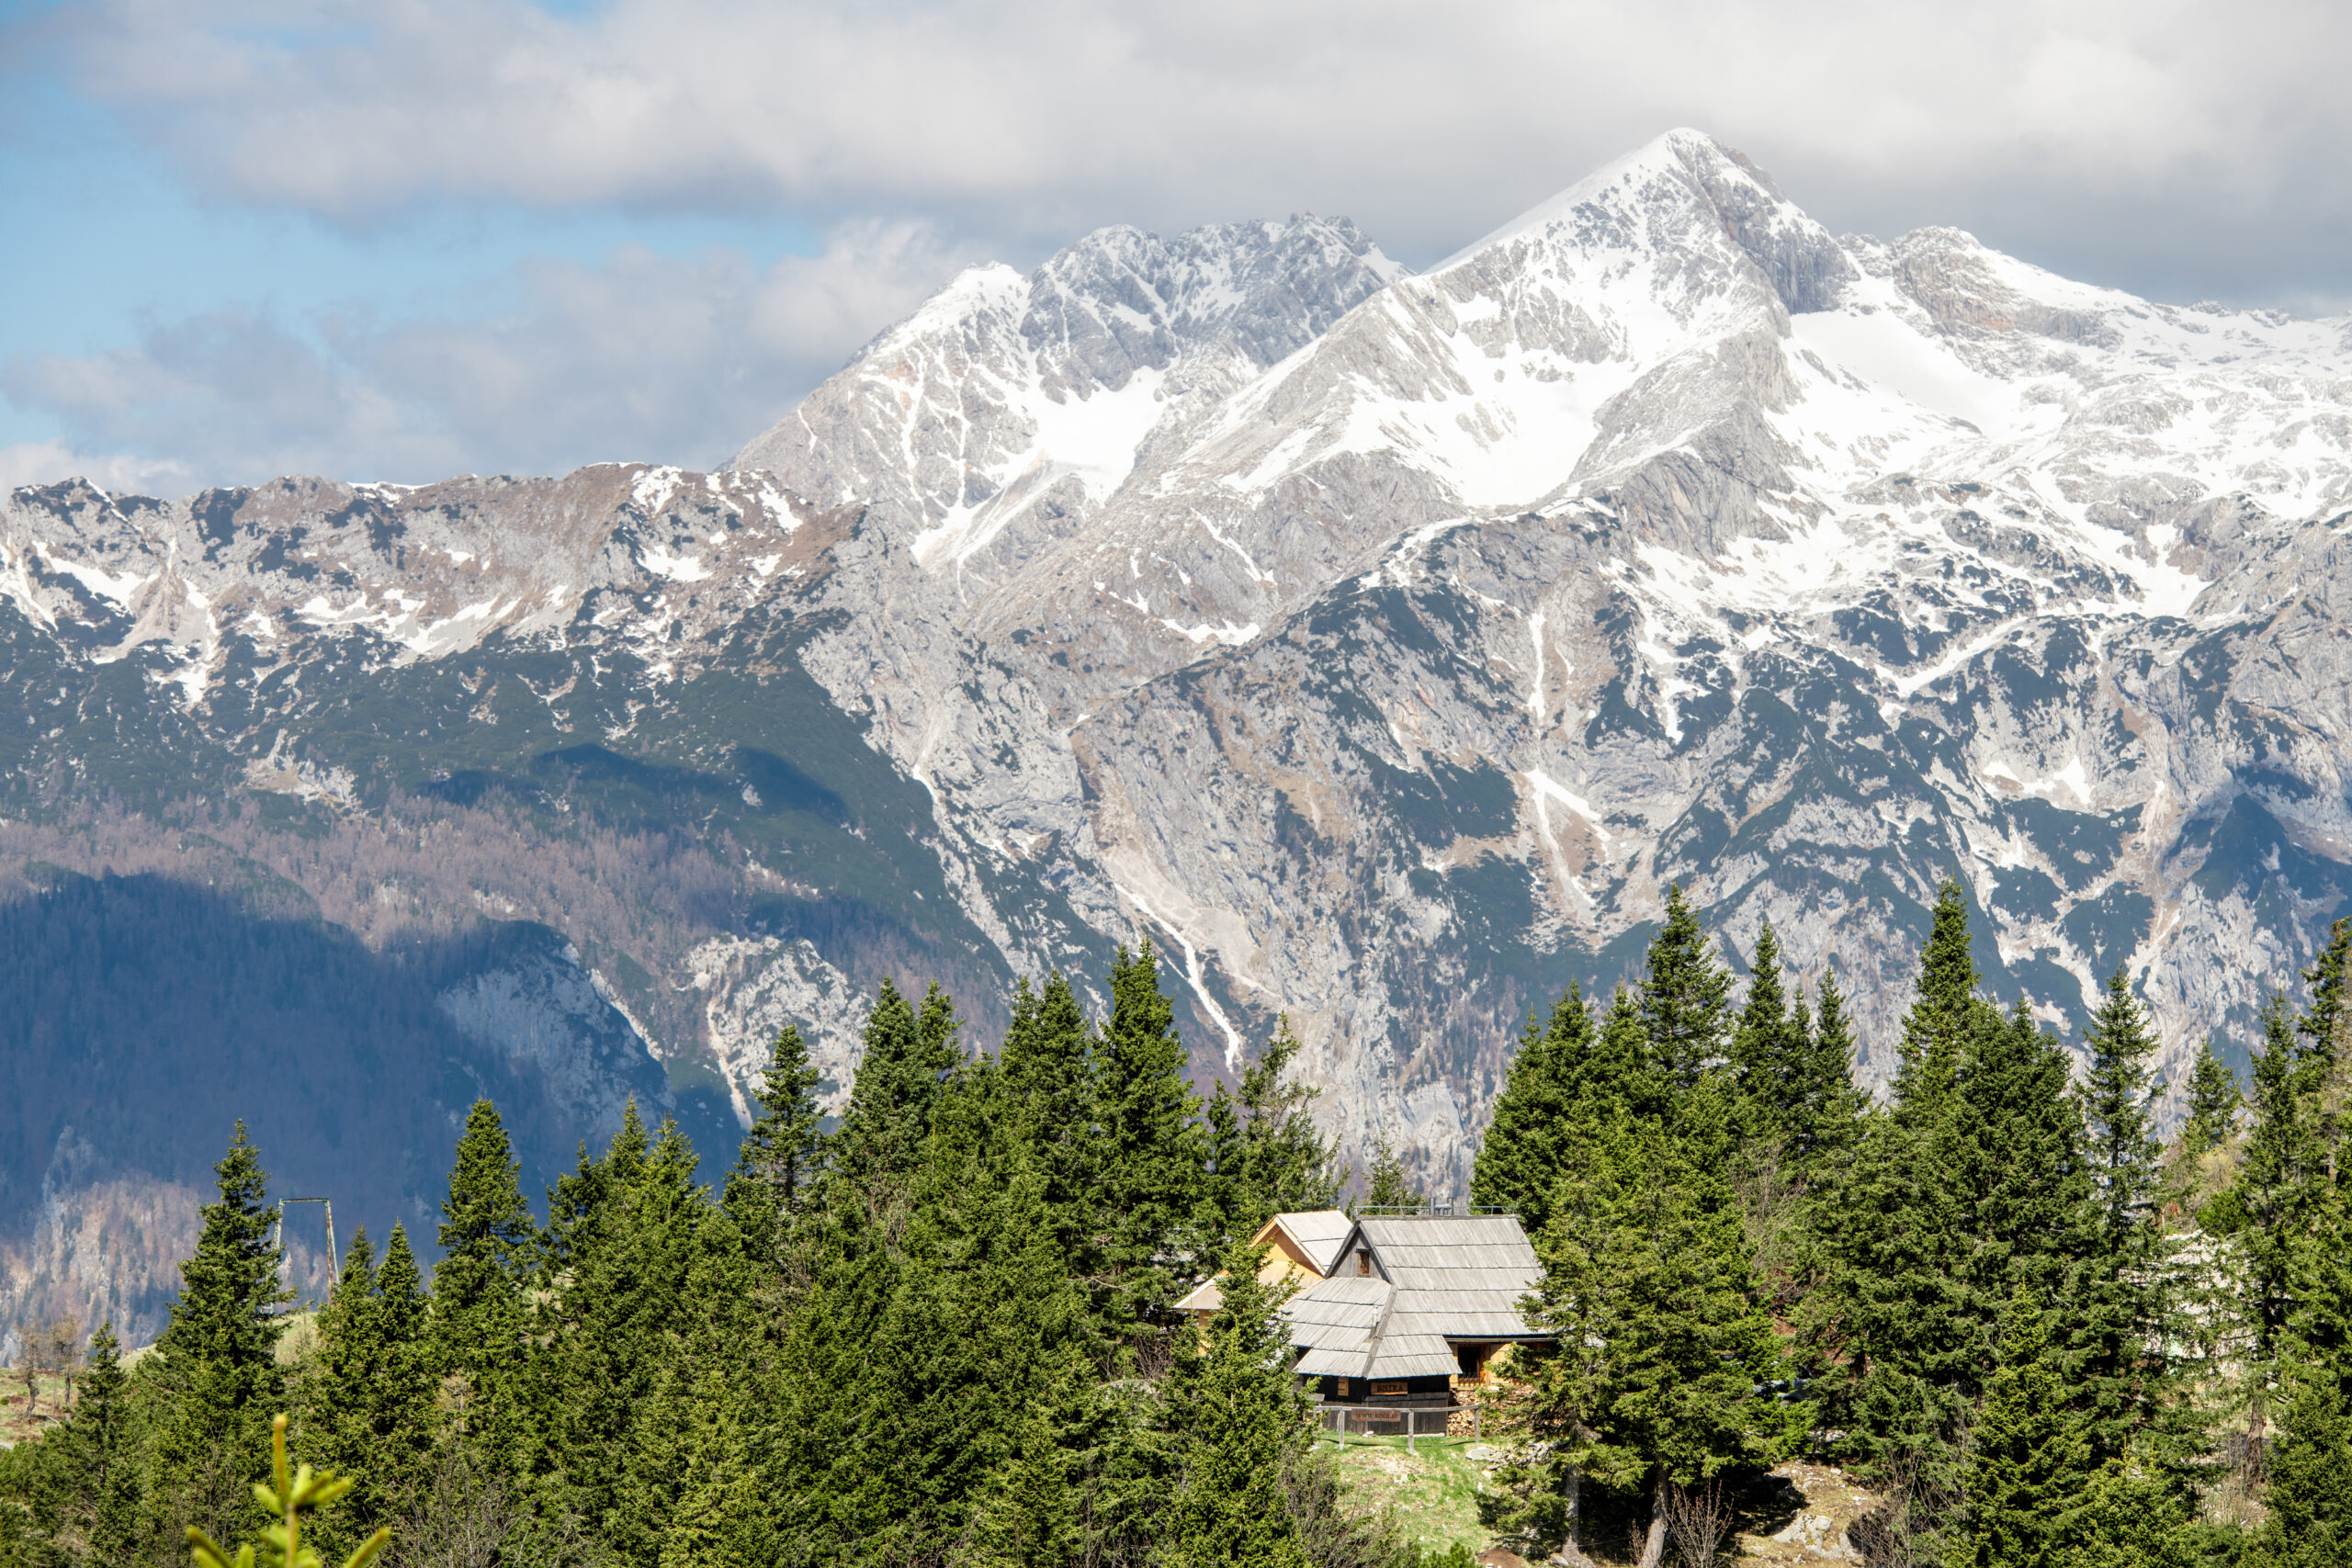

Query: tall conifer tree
[151,1122,289,1545]
[431,1100,535,1461]
[1518,1106,1787,1568]
[2210,997,2318,1459]
[1789,967,1870,1186]
[1895,878,1976,1124]
[998,972,1102,1267]
[832,978,959,1197]
[1638,886,1732,1088]
[308,1224,435,1553]
[47,1322,141,1564]
[721,1022,827,1254]
[2071,969,2174,1464]
[535,1105,707,1556]
[1205,1017,1341,1238]
[2181,1040,2242,1157]
[1730,921,1793,1144]
[1094,941,1203,1341]
[1166,1239,1309,1568]
[1949,1289,2093,1568]
[1473,986,1598,1234]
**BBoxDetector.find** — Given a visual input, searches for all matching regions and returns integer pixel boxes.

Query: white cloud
[13,0,2352,491]
[2,219,976,492]
[0,439,196,498]
[33,0,2352,270]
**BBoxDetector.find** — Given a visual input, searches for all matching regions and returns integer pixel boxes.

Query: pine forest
[6,880,2351,1568]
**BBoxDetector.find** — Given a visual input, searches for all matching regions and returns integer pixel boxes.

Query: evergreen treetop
[1638,885,1733,1087]
[1361,1138,1419,1211]
[1894,878,1976,1122]
[428,1098,535,1460]
[1166,1238,1310,1568]
[2070,973,2177,1466]
[1093,940,1204,1335]
[1518,1105,1790,1563]
[2181,1039,2243,1157]
[1730,920,1792,1133]
[1208,1016,1342,1235]
[2078,968,2166,1247]
[723,1021,827,1247]
[1471,985,1596,1235]
[833,977,961,1195]
[154,1122,290,1458]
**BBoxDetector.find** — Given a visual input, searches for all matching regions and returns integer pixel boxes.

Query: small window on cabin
[1456,1344,1482,1379]
[1335,1378,1350,1396]
[1356,1247,1372,1277]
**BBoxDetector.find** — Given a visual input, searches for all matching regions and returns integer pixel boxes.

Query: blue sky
[5,0,2348,495]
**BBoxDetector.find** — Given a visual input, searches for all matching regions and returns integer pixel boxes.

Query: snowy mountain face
[6,131,2352,1334]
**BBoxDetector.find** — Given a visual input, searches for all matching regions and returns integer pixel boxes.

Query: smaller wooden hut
[1283,1213,1546,1406]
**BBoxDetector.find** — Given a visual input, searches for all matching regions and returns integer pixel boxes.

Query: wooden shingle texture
[1282,1214,1544,1382]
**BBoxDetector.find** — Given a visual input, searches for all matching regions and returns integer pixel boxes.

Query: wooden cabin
[1283,1213,1546,1406]
[1173,1209,1352,1326]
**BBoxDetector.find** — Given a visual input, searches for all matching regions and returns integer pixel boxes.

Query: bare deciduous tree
[1658,1477,1731,1568]
[18,1315,82,1418]
[393,1443,520,1568]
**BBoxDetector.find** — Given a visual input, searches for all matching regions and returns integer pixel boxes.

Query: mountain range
[6,129,2350,1348]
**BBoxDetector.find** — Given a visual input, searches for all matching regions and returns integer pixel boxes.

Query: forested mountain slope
[6,129,2351,1345]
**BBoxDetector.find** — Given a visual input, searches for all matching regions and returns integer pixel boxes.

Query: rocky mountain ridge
[6,129,2351,1342]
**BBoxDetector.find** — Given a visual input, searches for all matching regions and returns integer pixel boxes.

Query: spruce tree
[534,1106,707,1556]
[770,1064,1091,1561]
[1947,1001,2092,1389]
[1810,903,2088,1496]
[430,1100,535,1461]
[2243,1375,2352,1568]
[1209,1017,1342,1235]
[1637,886,1732,1088]
[998,972,1103,1262]
[47,1322,141,1565]
[1362,1138,1419,1211]
[1790,966,1871,1187]
[2181,1040,2242,1157]
[1166,1239,1309,1568]
[832,978,959,1196]
[1093,941,1204,1342]
[2208,997,2317,1458]
[305,1228,377,1496]
[721,1022,827,1254]
[1729,921,1793,1145]
[1895,878,1976,1124]
[309,1224,435,1554]
[1809,1100,1966,1485]
[2071,969,2173,1464]
[152,1122,289,1545]
[1519,1106,1788,1567]
[1473,986,1597,1234]
[1948,1289,2092,1568]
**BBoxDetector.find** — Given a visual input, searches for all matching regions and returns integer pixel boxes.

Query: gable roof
[1283,1213,1544,1382]
[1255,1209,1353,1276]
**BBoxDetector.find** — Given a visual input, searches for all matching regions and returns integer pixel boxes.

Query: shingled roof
[1285,1213,1545,1381]
[1267,1210,1354,1276]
